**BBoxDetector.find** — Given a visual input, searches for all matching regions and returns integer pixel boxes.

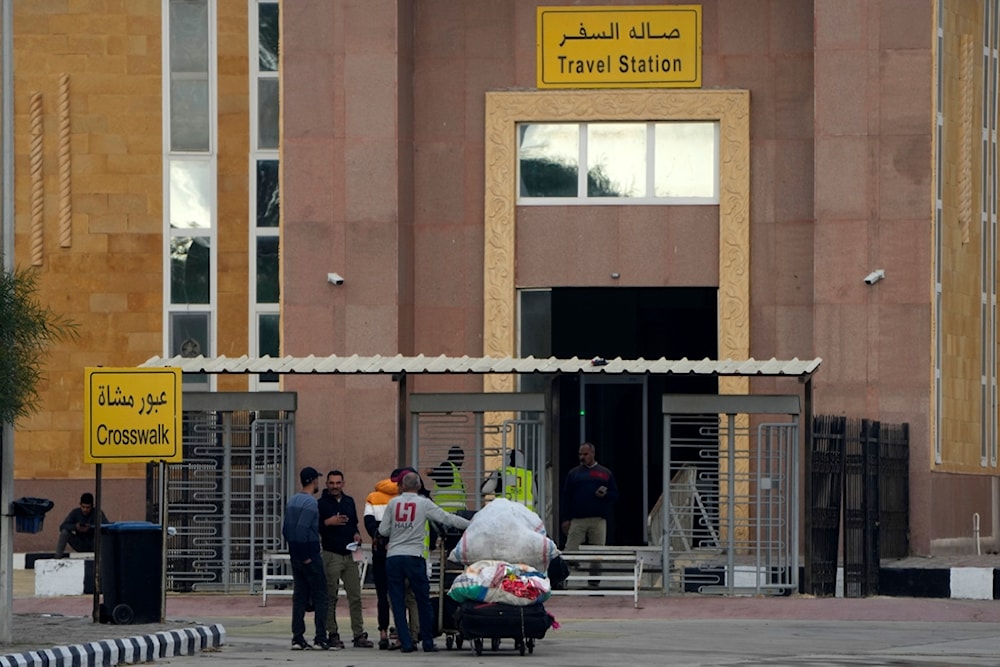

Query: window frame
[162,0,218,391]
[516,120,720,206]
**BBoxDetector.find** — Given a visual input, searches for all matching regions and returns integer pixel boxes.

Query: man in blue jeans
[282,466,331,650]
[378,471,470,653]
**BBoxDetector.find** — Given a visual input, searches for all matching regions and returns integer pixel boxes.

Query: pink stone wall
[814,0,934,551]
[280,1,950,551]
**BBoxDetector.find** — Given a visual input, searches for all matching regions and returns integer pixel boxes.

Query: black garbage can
[100,521,163,624]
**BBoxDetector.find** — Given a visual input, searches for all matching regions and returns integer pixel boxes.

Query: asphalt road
[153,616,1000,667]
[10,568,1000,667]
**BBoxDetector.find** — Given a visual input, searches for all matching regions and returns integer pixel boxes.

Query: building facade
[5,1,998,557]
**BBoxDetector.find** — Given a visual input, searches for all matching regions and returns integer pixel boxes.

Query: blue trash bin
[100,521,163,624]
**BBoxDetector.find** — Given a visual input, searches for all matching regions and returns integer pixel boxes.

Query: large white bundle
[448,498,560,570]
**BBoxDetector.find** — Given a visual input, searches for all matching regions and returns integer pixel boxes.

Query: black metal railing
[807,416,909,597]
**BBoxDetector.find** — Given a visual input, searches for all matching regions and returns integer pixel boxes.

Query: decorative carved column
[58,73,71,248]
[29,90,43,266]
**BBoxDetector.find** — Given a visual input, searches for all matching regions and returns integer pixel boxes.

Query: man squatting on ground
[379,471,471,653]
[55,492,108,557]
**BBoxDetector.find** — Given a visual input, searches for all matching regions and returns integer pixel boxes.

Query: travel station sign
[84,367,183,464]
[537,5,702,88]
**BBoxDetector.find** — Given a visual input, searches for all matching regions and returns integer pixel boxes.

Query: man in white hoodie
[379,472,470,653]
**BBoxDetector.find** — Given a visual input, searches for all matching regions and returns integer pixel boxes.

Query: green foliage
[519,157,622,198]
[0,264,78,425]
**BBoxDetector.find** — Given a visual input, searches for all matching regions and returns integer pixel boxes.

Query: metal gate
[409,393,548,526]
[148,392,296,592]
[660,394,800,596]
[807,415,910,597]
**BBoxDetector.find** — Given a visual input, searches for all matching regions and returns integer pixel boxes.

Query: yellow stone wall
[11,1,250,480]
[938,1,992,472]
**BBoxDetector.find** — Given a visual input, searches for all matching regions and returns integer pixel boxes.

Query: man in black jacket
[54,493,108,557]
[318,470,372,649]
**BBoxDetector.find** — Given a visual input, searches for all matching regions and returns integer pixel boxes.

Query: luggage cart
[434,522,468,650]
[455,600,553,656]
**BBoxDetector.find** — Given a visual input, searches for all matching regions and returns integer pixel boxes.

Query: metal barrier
[147,392,296,593]
[808,416,910,597]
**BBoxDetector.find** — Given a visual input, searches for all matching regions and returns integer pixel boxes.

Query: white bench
[552,546,663,608]
[262,550,370,606]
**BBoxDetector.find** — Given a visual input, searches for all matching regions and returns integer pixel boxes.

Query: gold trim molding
[482,89,751,395]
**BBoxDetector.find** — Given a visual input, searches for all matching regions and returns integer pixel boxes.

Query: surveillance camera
[327,272,344,285]
[863,269,885,285]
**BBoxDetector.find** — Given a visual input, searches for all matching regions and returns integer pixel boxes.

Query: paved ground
[6,562,1000,666]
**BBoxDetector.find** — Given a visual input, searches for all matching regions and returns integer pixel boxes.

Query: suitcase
[456,600,553,656]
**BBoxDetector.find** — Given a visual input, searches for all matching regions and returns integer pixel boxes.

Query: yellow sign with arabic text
[84,367,183,463]
[537,5,701,89]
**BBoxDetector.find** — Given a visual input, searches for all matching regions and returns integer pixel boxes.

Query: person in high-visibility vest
[481,449,536,511]
[425,446,467,512]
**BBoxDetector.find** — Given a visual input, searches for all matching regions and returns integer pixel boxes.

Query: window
[164,0,215,390]
[251,1,280,389]
[517,121,718,204]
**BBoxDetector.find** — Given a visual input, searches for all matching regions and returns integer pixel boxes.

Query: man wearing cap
[317,469,372,649]
[282,466,330,650]
[379,471,471,653]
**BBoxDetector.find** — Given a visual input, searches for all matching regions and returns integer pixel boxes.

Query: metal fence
[807,416,909,597]
[147,408,294,593]
[660,395,802,596]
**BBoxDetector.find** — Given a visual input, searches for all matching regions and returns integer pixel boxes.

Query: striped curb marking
[0,623,225,667]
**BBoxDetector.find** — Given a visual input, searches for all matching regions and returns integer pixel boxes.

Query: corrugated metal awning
[139,354,821,377]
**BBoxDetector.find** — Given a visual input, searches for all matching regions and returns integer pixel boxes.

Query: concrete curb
[0,623,226,667]
[878,567,1000,599]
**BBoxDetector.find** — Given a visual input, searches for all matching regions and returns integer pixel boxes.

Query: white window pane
[518,123,579,197]
[170,160,212,229]
[654,122,718,198]
[258,79,279,149]
[258,3,279,72]
[256,159,279,227]
[170,312,210,387]
[588,123,646,198]
[258,313,280,383]
[170,236,211,304]
[170,0,208,74]
[170,78,210,151]
[170,312,210,358]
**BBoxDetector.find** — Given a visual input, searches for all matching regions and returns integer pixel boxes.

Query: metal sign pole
[159,460,167,623]
[92,463,102,623]
[0,0,16,645]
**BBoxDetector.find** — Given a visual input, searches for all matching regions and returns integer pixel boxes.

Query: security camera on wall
[327,272,344,285]
[863,269,885,285]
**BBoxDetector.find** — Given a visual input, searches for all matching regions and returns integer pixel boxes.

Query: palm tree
[0,263,78,426]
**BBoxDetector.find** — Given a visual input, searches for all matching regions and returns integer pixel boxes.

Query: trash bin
[100,521,163,624]
[11,497,54,534]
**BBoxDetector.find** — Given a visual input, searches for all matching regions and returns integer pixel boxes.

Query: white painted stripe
[950,567,994,599]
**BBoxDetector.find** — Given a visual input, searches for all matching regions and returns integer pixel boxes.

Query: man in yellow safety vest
[425,446,467,512]
[481,449,536,511]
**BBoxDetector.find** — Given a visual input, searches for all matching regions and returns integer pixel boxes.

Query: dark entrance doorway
[523,287,717,546]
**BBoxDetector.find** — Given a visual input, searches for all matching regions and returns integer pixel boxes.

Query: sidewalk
[5,557,1000,667]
